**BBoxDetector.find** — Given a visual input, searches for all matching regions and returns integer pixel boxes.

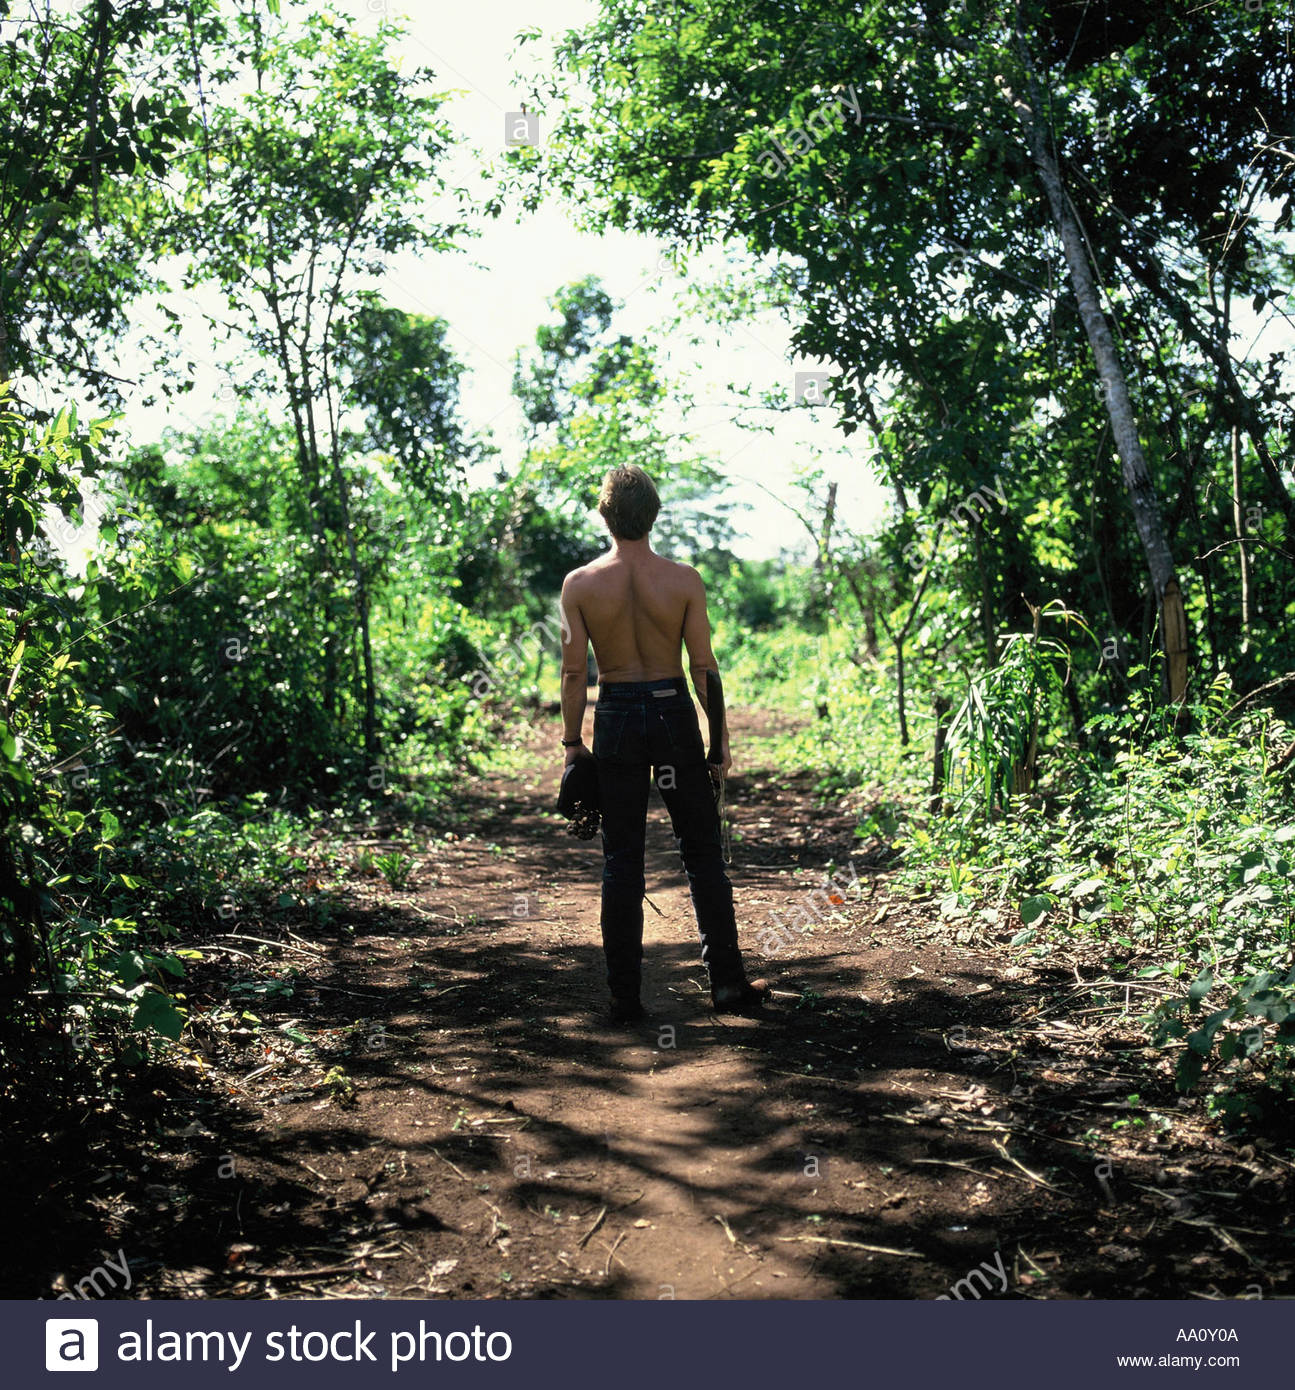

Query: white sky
[109,0,887,563]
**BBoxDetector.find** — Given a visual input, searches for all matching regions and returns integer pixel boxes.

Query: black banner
[18,1298,1271,1387]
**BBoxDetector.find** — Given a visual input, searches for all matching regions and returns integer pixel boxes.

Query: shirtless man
[559,465,768,1023]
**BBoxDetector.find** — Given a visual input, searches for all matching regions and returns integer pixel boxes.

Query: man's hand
[564,740,592,767]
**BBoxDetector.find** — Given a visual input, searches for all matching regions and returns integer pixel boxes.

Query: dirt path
[13,707,1293,1301]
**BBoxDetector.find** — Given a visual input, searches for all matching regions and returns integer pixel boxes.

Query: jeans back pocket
[660,703,706,763]
[593,706,630,760]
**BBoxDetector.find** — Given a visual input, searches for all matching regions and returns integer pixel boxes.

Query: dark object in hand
[706,669,725,766]
[557,754,601,840]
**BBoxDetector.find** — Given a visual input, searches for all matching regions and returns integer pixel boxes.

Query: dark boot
[712,976,771,1015]
[608,996,646,1024]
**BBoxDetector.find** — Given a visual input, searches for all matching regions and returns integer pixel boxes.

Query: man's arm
[559,575,592,764]
[682,567,731,772]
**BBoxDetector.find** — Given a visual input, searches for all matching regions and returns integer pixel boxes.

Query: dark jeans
[592,678,744,1002]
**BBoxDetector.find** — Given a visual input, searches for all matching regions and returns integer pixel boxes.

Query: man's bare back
[561,547,715,684]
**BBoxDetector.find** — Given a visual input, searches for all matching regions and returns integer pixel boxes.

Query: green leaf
[1188,968,1214,1004]
[1175,1049,1205,1093]
[1238,1028,1264,1059]
[1010,927,1036,947]
[132,990,185,1041]
[113,950,146,987]
[1019,893,1054,926]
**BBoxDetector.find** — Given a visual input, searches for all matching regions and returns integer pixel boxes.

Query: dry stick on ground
[250,1263,365,1281]
[290,1156,342,1184]
[911,1157,998,1179]
[992,1139,1064,1191]
[908,1159,1037,1190]
[206,946,270,965]
[300,980,386,999]
[776,1236,923,1258]
[601,1232,627,1278]
[219,933,324,957]
[577,1206,607,1249]
[710,1266,762,1299]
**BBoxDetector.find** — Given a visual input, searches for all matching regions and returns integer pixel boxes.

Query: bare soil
[8,706,1292,1301]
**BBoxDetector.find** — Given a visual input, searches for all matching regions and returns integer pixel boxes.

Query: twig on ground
[602,1232,627,1278]
[776,1236,922,1257]
[220,933,324,957]
[578,1206,607,1248]
[290,1156,341,1184]
[991,1139,1064,1191]
[911,1157,994,1178]
[250,1263,362,1280]
[301,980,386,999]
[710,1265,761,1299]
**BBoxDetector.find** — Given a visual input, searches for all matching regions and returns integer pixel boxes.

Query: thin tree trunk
[1232,425,1252,652]
[1010,52,1189,703]
[327,449,378,763]
[968,521,996,660]
[865,522,942,749]
[816,481,837,574]
[930,695,951,813]
[894,635,909,746]
[1013,603,1043,797]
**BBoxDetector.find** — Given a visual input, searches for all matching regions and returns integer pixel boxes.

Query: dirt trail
[13,706,1293,1301]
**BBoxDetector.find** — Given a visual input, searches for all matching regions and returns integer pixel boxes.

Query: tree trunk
[816,481,837,574]
[1009,54,1189,703]
[1232,426,1253,653]
[894,635,909,746]
[930,695,951,813]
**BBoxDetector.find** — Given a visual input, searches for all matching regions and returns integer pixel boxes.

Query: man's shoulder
[561,561,597,590]
[656,555,703,589]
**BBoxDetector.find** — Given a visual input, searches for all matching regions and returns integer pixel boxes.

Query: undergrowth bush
[758,640,1295,1117]
[905,669,1295,1113]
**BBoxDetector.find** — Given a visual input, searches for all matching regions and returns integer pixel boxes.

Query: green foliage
[338,300,474,495]
[373,851,414,891]
[0,385,191,1059]
[0,0,270,400]
[942,606,1085,817]
[908,669,1295,1107]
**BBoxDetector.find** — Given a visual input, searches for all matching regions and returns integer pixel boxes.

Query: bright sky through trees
[107,0,888,560]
